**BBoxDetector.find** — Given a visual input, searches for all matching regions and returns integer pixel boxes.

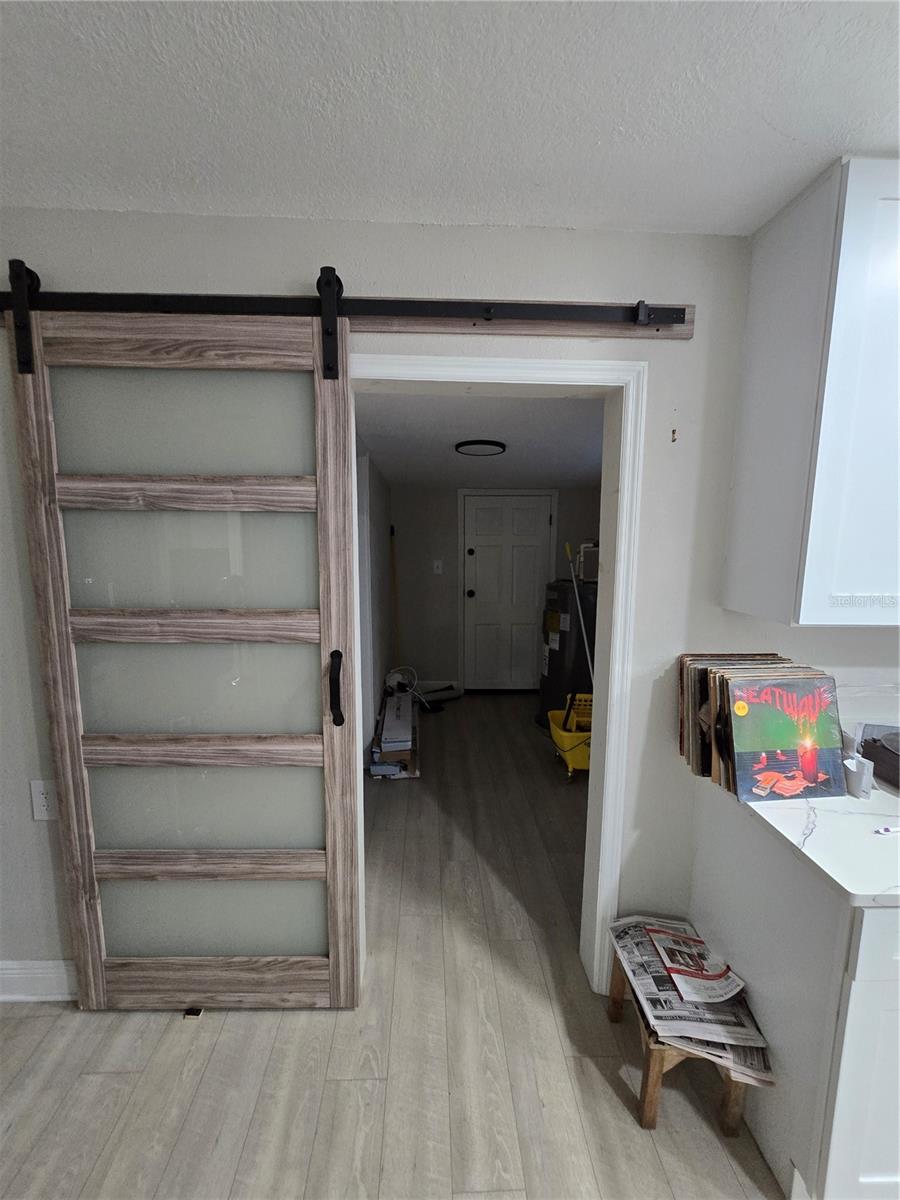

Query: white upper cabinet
[724,158,899,626]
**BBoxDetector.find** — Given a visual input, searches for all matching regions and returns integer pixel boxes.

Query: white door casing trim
[456,488,558,690]
[350,353,647,992]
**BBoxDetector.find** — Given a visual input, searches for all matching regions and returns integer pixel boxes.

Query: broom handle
[565,543,594,688]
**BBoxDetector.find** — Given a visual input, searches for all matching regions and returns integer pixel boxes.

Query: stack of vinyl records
[678,653,846,803]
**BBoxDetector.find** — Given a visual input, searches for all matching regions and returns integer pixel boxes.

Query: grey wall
[1,204,896,966]
[367,457,393,734]
[391,487,460,682]
[356,452,376,752]
[555,487,602,578]
[388,485,601,681]
[356,450,393,748]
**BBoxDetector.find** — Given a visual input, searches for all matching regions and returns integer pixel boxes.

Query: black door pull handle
[466,589,476,598]
[329,650,345,727]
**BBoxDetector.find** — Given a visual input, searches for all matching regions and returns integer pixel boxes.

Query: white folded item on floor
[380,691,413,752]
[370,690,419,779]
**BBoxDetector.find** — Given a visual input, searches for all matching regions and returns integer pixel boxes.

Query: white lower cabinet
[819,908,900,1200]
[690,788,899,1199]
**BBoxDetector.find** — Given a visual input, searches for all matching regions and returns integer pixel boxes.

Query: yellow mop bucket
[548,693,593,779]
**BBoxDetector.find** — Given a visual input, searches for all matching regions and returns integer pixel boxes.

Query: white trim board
[0,960,77,1001]
[352,354,643,388]
[351,353,646,992]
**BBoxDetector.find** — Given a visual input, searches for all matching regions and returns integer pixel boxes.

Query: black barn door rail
[2,259,688,377]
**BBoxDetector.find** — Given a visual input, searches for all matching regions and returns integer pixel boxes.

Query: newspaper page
[610,916,767,1047]
[663,1037,775,1086]
[644,925,744,1003]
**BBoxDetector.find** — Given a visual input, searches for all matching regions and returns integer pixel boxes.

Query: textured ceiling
[0,2,896,235]
[355,385,606,487]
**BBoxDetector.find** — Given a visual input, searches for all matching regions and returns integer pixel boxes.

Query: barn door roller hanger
[3,259,688,379]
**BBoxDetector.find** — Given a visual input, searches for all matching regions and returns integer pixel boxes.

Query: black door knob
[466,589,476,598]
[467,547,475,556]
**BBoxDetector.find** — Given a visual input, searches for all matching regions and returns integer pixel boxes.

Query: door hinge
[316,266,343,380]
[8,259,41,375]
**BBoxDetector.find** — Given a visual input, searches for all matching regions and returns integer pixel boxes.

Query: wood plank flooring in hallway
[0,695,781,1199]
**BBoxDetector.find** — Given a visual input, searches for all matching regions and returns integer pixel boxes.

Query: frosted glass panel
[100,880,327,956]
[77,644,322,733]
[64,511,318,608]
[90,767,325,850]
[51,368,315,475]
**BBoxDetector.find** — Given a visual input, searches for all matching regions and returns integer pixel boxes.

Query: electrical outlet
[433,559,443,575]
[30,779,57,821]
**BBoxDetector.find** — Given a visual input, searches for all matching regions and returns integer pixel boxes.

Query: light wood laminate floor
[1,695,782,1200]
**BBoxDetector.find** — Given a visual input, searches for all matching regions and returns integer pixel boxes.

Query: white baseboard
[0,960,77,1001]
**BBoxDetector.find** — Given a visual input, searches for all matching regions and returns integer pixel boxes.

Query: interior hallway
[0,695,781,1200]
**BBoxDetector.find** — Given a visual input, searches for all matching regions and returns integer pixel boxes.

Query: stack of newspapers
[610,915,774,1086]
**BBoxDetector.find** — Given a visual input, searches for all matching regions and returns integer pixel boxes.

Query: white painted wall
[0,205,896,968]
[388,484,600,681]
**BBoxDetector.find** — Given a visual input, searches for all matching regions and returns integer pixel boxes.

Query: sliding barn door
[7,311,359,1010]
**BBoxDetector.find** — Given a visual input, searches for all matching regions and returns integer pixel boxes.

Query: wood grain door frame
[456,488,558,689]
[351,353,646,995]
[7,311,359,1010]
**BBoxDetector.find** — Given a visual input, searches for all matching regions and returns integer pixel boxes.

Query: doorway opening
[351,355,645,992]
[458,489,559,691]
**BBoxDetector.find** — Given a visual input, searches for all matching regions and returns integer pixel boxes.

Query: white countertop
[745,789,900,907]
[740,686,900,907]
[702,683,899,906]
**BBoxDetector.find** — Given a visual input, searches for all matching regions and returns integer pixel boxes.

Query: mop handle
[565,543,594,687]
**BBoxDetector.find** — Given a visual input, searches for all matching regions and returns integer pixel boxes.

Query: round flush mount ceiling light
[454,439,507,456]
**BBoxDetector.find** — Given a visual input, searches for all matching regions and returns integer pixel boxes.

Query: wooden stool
[608,954,746,1136]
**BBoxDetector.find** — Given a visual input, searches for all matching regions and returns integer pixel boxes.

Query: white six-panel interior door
[462,491,555,689]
